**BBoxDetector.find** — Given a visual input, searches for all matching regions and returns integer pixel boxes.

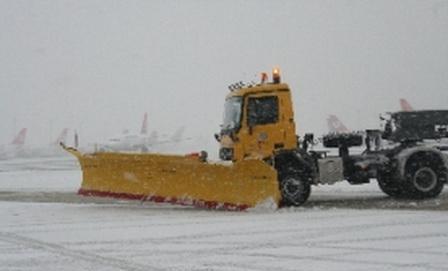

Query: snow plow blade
[63,145,281,210]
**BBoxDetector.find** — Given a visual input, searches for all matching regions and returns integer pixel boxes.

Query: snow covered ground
[1,157,447,271]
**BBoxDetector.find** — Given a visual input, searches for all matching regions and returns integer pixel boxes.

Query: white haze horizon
[1,0,447,153]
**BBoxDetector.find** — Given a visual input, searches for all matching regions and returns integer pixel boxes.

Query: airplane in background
[327,115,350,133]
[0,128,27,159]
[96,113,152,152]
[399,98,414,111]
[96,113,187,153]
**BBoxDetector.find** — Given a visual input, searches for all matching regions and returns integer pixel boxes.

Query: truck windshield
[222,97,243,130]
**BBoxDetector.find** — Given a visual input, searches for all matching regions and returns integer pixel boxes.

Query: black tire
[377,169,405,198]
[279,172,311,207]
[403,152,445,199]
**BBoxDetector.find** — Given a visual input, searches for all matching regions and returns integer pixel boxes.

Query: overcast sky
[1,0,447,151]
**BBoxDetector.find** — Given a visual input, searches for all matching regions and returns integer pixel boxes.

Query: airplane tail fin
[327,115,350,133]
[141,112,148,135]
[400,98,414,111]
[11,128,27,146]
[55,128,69,145]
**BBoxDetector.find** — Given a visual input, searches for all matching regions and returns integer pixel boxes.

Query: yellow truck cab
[216,70,315,206]
[218,71,298,162]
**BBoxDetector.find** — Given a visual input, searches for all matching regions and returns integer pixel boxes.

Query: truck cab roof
[226,83,291,99]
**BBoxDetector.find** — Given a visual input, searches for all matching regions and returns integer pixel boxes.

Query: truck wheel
[377,170,405,198]
[404,153,445,199]
[279,172,311,207]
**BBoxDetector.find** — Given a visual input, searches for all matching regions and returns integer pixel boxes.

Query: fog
[1,0,447,152]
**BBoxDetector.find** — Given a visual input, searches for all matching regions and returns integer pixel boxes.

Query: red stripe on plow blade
[78,189,249,211]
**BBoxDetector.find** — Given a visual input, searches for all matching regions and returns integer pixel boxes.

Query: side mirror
[304,133,314,143]
[214,133,221,142]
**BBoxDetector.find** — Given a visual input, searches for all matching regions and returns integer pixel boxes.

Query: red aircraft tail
[11,128,27,146]
[400,98,414,111]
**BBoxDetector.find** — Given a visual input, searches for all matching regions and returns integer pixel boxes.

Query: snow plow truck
[63,69,448,210]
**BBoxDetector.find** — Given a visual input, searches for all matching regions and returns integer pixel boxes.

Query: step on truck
[63,68,448,210]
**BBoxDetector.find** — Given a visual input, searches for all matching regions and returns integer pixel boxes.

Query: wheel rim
[282,177,303,202]
[412,167,437,192]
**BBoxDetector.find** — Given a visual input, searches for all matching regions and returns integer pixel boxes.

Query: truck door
[242,94,284,159]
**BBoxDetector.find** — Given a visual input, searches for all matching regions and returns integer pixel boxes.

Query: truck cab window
[247,96,279,126]
[222,97,243,131]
